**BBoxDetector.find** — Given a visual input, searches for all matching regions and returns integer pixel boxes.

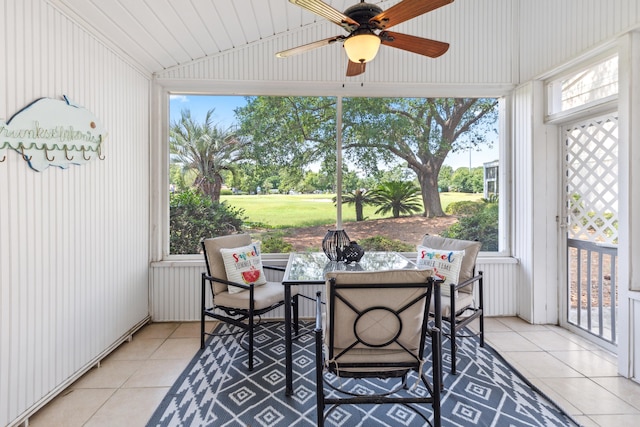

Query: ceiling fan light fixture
[344,33,381,63]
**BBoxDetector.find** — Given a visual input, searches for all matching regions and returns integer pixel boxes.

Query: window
[547,55,618,117]
[167,95,503,255]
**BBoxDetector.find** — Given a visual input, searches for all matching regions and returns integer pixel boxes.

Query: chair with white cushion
[417,235,483,374]
[314,269,441,427]
[201,234,299,371]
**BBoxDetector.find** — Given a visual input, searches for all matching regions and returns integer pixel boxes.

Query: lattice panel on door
[564,115,618,245]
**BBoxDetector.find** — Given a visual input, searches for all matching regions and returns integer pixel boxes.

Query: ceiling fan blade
[370,0,454,30]
[380,31,449,57]
[276,35,345,58]
[289,0,359,32]
[346,60,366,77]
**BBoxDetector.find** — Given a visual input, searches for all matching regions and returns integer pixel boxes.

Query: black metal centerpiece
[322,230,365,263]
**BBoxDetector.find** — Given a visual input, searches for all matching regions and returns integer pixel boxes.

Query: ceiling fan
[276,0,453,76]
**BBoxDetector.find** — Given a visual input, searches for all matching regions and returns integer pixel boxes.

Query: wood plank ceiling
[51,0,383,74]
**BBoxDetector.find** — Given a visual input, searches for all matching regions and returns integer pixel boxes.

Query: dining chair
[314,269,441,427]
[200,234,299,371]
[417,234,483,374]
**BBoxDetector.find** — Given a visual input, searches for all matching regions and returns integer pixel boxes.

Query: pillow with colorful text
[416,246,465,297]
[220,241,267,294]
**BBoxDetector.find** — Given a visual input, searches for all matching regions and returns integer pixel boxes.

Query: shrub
[441,202,499,251]
[445,200,485,216]
[260,232,294,253]
[170,188,245,254]
[358,235,414,252]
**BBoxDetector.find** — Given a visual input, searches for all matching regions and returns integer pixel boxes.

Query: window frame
[153,83,512,261]
[545,50,619,123]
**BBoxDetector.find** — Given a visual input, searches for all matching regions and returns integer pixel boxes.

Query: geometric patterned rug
[147,321,580,427]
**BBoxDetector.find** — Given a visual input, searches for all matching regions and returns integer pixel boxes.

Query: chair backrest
[420,235,481,293]
[324,269,434,372]
[202,234,252,294]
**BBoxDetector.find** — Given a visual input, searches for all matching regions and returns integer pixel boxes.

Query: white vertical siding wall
[0,1,151,425]
[512,83,535,322]
[518,0,640,82]
[512,81,563,325]
[150,258,519,322]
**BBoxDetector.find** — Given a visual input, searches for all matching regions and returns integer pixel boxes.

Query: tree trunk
[417,170,445,217]
[199,174,223,203]
[210,174,223,203]
[355,200,364,221]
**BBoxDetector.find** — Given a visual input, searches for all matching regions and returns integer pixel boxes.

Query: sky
[169,95,499,170]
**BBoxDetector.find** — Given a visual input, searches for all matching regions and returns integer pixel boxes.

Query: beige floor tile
[572,415,600,426]
[495,317,550,331]
[591,349,618,364]
[134,322,180,339]
[72,360,143,389]
[501,351,583,378]
[123,359,190,388]
[483,317,514,332]
[540,377,640,415]
[518,330,594,352]
[28,388,115,427]
[484,331,542,352]
[149,337,201,360]
[549,350,619,377]
[170,321,202,338]
[548,327,607,351]
[529,377,583,416]
[83,387,168,427]
[107,338,165,361]
[588,414,640,426]
[591,376,640,410]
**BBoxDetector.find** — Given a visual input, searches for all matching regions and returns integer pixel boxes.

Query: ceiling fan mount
[276,0,454,77]
[343,2,383,28]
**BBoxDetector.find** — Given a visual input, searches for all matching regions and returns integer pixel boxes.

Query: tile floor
[26,317,640,427]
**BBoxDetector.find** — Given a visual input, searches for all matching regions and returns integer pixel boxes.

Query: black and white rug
[148,321,579,426]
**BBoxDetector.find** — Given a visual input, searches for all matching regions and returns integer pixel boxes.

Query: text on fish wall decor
[0,95,106,171]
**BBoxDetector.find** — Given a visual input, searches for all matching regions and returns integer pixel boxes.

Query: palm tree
[369,181,423,218]
[335,188,374,221]
[170,109,247,203]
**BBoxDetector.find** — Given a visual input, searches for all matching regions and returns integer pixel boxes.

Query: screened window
[547,55,618,116]
[167,95,503,255]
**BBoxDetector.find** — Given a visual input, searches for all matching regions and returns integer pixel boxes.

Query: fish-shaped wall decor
[0,95,106,171]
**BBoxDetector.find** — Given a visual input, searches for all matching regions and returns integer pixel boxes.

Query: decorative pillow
[416,246,465,296]
[220,241,267,294]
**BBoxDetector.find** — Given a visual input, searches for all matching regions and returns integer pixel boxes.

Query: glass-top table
[280,251,442,396]
[283,251,416,283]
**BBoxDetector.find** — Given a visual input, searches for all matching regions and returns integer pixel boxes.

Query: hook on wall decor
[82,147,91,161]
[44,147,55,162]
[64,147,74,161]
[20,145,32,162]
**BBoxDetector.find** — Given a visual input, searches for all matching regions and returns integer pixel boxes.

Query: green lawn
[220,192,482,228]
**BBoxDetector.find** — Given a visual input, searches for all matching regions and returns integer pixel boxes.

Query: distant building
[483,160,499,199]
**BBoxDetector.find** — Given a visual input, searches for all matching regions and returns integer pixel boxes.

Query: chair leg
[247,316,254,371]
[479,311,485,347]
[200,316,205,350]
[431,327,442,427]
[315,327,324,426]
[201,274,206,349]
[293,294,300,335]
[450,310,458,375]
